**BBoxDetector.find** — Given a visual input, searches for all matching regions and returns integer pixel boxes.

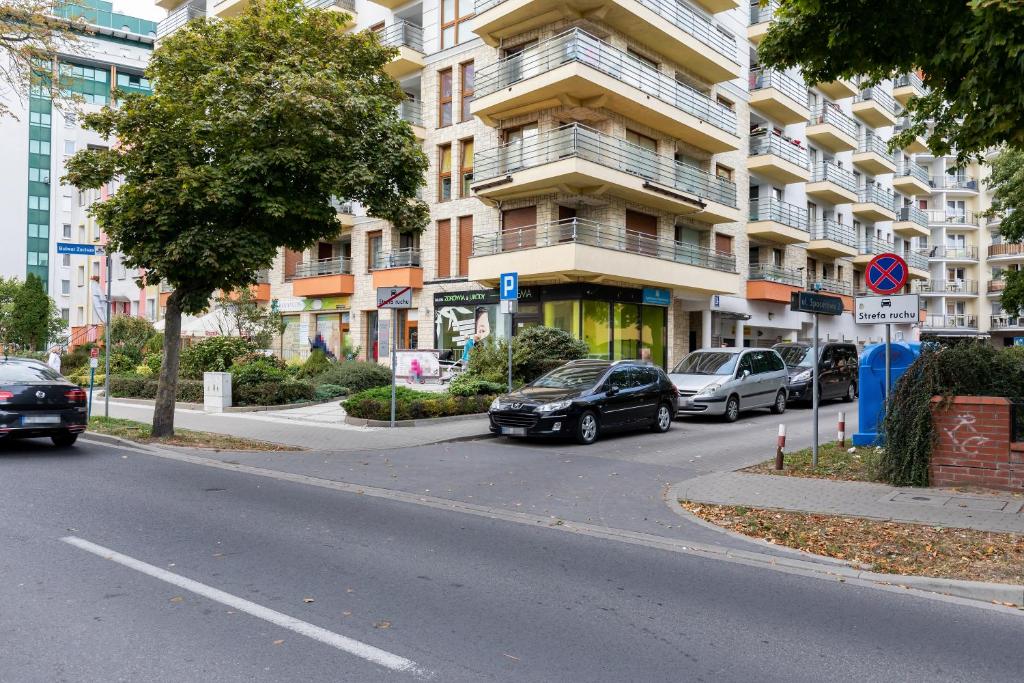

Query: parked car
[772,341,859,404]
[669,348,789,422]
[0,358,87,447]
[488,359,679,445]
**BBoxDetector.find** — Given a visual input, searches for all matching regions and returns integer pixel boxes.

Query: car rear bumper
[488,411,576,438]
[0,407,87,439]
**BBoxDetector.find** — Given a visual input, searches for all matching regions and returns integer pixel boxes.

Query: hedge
[108,376,204,403]
[314,360,391,394]
[233,380,316,406]
[343,386,493,421]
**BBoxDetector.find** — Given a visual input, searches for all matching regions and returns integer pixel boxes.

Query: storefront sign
[642,287,671,307]
[275,296,351,313]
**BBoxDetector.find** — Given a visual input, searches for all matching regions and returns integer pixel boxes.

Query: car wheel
[575,411,599,445]
[770,390,787,415]
[843,382,857,402]
[723,395,740,423]
[51,432,78,447]
[650,403,673,433]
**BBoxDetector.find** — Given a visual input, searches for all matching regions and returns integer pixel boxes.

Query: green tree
[986,147,1024,314]
[756,0,1024,164]
[63,0,428,436]
[0,276,20,348]
[7,274,63,351]
[213,285,282,348]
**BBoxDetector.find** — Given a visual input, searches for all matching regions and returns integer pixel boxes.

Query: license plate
[22,415,60,425]
[502,426,528,436]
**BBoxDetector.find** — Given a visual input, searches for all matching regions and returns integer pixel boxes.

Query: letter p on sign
[500,272,518,301]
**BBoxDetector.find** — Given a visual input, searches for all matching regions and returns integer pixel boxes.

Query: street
[2,407,1023,682]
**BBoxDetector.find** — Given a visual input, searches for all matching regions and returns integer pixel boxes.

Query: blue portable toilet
[852,342,922,446]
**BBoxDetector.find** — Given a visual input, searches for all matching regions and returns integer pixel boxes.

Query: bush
[143,353,162,373]
[468,326,589,386]
[109,316,156,364]
[179,336,257,379]
[230,357,289,385]
[234,380,316,406]
[298,349,332,378]
[135,364,154,378]
[107,376,204,402]
[232,351,286,370]
[343,386,494,421]
[61,343,95,376]
[314,360,391,394]
[110,352,138,374]
[70,372,105,387]
[314,383,348,400]
[448,372,506,397]
[143,333,163,355]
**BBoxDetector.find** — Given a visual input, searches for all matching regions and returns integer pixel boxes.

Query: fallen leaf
[303,597,315,604]
[273,639,284,645]
[342,611,352,617]
[169,596,183,604]
[374,620,391,629]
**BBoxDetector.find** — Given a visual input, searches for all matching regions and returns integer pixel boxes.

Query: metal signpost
[57,243,111,417]
[790,290,844,467]
[499,272,518,391]
[87,348,99,420]
[377,286,413,427]
[863,253,910,402]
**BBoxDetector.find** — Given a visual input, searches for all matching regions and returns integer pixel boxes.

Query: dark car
[488,359,679,445]
[0,358,87,447]
[772,342,859,404]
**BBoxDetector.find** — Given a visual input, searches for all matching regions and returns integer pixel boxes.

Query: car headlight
[536,399,572,413]
[694,382,721,398]
[489,397,501,412]
[792,370,812,383]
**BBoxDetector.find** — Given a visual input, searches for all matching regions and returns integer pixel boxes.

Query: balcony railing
[294,256,352,278]
[812,278,853,296]
[895,72,926,96]
[373,248,421,270]
[897,162,929,185]
[808,104,857,139]
[749,131,809,169]
[375,20,424,52]
[809,219,858,248]
[749,68,808,107]
[474,123,738,207]
[914,280,979,295]
[921,245,979,260]
[749,197,808,231]
[857,185,896,211]
[156,3,205,38]
[929,175,980,192]
[305,0,355,10]
[924,314,977,329]
[330,198,355,214]
[989,243,1024,258]
[750,0,779,24]
[925,209,980,226]
[857,134,895,163]
[472,218,737,272]
[854,87,898,116]
[159,281,174,293]
[896,206,928,228]
[905,250,928,270]
[475,29,737,134]
[858,235,893,255]
[991,315,1024,330]
[255,270,270,284]
[811,161,858,193]
[749,263,803,287]
[397,99,422,127]
[989,279,1007,293]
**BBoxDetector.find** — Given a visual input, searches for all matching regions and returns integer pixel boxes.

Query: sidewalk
[675,471,1024,535]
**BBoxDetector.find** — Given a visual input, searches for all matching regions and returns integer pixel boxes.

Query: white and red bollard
[775,423,786,470]
[837,411,846,448]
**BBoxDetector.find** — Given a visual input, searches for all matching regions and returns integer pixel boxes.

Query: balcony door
[624,130,658,183]
[503,123,538,173]
[501,206,537,251]
[625,209,658,256]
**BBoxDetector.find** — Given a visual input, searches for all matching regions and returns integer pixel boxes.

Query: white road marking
[60,536,432,678]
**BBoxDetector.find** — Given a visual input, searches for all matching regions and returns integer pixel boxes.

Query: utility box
[852,342,921,446]
[203,371,232,412]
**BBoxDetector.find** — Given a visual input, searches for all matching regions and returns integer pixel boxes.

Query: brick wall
[930,396,1024,491]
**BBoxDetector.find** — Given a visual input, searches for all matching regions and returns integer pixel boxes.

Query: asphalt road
[1,437,1022,682]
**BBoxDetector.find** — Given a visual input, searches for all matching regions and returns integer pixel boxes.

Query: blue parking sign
[500,272,518,301]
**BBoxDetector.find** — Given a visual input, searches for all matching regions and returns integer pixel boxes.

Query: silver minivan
[668,347,789,422]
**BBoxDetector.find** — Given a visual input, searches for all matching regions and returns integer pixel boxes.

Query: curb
[79,432,165,454]
[343,412,490,428]
[102,396,338,413]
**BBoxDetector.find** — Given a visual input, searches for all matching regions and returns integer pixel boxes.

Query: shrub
[61,343,95,376]
[179,336,257,379]
[298,349,332,378]
[314,360,391,394]
[234,380,316,406]
[135,364,154,378]
[314,383,348,400]
[448,372,506,397]
[70,372,105,387]
[232,351,286,370]
[143,353,162,373]
[107,376,203,402]
[110,352,138,374]
[468,325,589,386]
[109,316,156,364]
[343,386,493,421]
[143,333,163,355]
[230,358,289,385]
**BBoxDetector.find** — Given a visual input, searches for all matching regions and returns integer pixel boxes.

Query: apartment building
[153,0,939,366]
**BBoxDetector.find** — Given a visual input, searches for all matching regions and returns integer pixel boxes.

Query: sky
[111,1,166,21]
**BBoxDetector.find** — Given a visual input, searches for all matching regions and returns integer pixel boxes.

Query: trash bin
[852,341,921,446]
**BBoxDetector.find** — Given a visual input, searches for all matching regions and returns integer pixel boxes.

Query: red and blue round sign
[865,253,908,295]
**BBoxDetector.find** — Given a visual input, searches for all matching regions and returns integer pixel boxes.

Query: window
[147,299,156,321]
[460,138,473,197]
[60,308,69,323]
[64,140,75,154]
[62,223,71,238]
[61,254,70,267]
[60,279,70,295]
[367,231,382,271]
[76,306,84,324]
[460,61,474,122]
[76,265,85,286]
[439,144,452,201]
[607,368,632,391]
[714,233,733,255]
[441,0,474,49]
[438,68,453,127]
[437,219,451,278]
[751,351,772,374]
[737,354,753,376]
[716,164,734,182]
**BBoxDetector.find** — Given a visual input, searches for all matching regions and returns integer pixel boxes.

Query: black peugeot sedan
[488,359,679,445]
[0,358,87,447]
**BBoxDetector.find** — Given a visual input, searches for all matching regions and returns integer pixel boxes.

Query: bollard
[837,411,846,448]
[774,423,786,470]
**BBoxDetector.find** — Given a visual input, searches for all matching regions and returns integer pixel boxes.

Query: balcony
[292,257,355,297]
[815,78,859,100]
[156,3,205,39]
[991,315,1024,331]
[376,21,425,79]
[468,218,739,294]
[472,30,739,152]
[852,87,899,127]
[748,197,809,244]
[894,117,929,154]
[924,314,978,331]
[473,0,740,84]
[472,124,739,223]
[913,280,979,296]
[749,69,809,125]
[926,209,980,228]
[930,175,980,194]
[397,99,425,139]
[805,105,857,152]
[892,162,930,196]
[747,0,778,44]
[988,243,1024,261]
[988,279,1006,295]
[748,131,810,184]
[892,206,930,238]
[906,249,929,278]
[371,249,424,289]
[746,263,804,303]
[852,185,897,222]
[371,0,408,8]
[923,245,979,262]
[892,72,927,105]
[214,0,355,22]
[853,235,894,266]
[691,0,739,12]
[811,278,854,310]
[806,161,858,204]
[807,219,858,257]
[852,134,897,175]
[330,198,356,227]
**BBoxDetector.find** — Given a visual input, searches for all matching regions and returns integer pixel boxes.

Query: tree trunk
[151,290,183,437]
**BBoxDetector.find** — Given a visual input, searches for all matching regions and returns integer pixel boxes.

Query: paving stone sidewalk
[676,471,1024,535]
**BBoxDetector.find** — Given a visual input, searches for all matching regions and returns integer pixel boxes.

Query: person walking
[47,347,62,374]
[461,334,476,369]
[408,357,423,385]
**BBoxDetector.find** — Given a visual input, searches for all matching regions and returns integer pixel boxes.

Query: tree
[0,276,19,347]
[63,0,428,436]
[213,286,283,349]
[756,0,1024,164]
[986,147,1024,315]
[6,274,63,351]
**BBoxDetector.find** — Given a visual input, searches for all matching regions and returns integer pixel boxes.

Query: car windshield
[775,346,816,368]
[671,352,738,376]
[530,364,608,390]
[0,361,63,382]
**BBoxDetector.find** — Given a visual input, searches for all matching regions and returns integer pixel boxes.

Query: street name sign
[865,253,908,295]
[57,242,105,256]
[855,294,921,324]
[376,286,413,309]
[790,291,844,316]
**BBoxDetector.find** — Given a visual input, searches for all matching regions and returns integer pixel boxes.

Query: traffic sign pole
[391,313,397,428]
[863,253,908,420]
[500,272,519,392]
[812,313,819,468]
[104,253,111,418]
[885,324,892,402]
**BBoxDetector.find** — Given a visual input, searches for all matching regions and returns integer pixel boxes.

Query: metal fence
[922,245,979,260]
[750,0,780,24]
[858,234,893,255]
[375,20,424,52]
[924,315,978,329]
[813,278,853,296]
[925,209,980,226]
[749,132,809,169]
[854,86,899,116]
[305,0,355,10]
[914,280,979,295]
[857,133,895,163]
[157,3,205,38]
[897,161,929,185]
[897,206,928,227]
[895,72,926,95]
[857,184,895,209]
[929,175,980,192]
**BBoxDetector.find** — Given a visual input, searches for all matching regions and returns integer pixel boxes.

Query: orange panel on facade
[159,291,171,307]
[371,267,424,290]
[292,274,355,297]
[226,283,271,302]
[745,280,800,304]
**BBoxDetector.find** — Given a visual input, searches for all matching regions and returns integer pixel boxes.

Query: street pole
[811,312,820,468]
[507,312,513,391]
[104,253,111,418]
[390,312,397,428]
[884,323,892,402]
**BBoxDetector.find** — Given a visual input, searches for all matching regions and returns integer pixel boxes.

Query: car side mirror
[740,369,751,379]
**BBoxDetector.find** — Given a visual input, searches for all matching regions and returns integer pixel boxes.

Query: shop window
[543,300,580,338]
[641,305,666,368]
[582,300,610,359]
[280,315,302,362]
[613,303,640,360]
[438,68,453,127]
[460,61,474,122]
[367,310,379,362]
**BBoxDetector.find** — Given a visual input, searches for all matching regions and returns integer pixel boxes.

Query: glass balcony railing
[375,20,424,52]
[294,256,352,278]
[472,218,737,272]
[749,132,809,169]
[895,72,927,96]
[474,30,737,135]
[812,278,853,296]
[474,123,738,207]
[811,161,858,193]
[905,250,928,270]
[156,3,205,38]
[749,197,808,231]
[330,198,355,214]
[373,248,421,270]
[991,315,1024,330]
[749,68,808,106]
[808,104,857,139]
[897,162,929,185]
[854,87,899,116]
[857,185,896,210]
[929,175,980,192]
[921,245,979,260]
[914,280,979,295]
[925,209,980,226]
[858,235,893,255]
[750,0,780,25]
[989,243,1024,258]
[305,0,355,10]
[896,206,928,228]
[856,134,895,163]
[809,219,857,248]
[924,315,977,329]
[397,99,423,127]
[749,263,803,287]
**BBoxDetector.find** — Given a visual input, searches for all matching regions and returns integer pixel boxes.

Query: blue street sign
[57,242,104,256]
[499,272,518,301]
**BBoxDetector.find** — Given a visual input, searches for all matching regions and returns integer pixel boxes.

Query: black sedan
[0,358,87,447]
[488,359,679,445]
